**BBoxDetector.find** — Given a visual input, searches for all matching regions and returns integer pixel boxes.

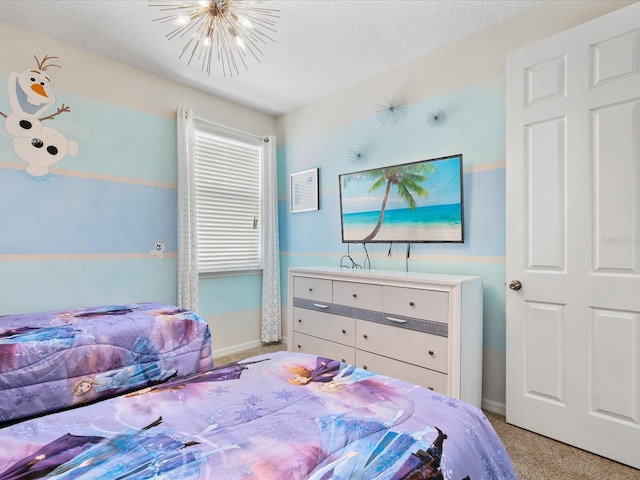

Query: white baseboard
[212,335,289,359]
[481,397,506,416]
[212,340,264,359]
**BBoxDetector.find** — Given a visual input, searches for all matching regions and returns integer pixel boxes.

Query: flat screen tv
[339,154,464,243]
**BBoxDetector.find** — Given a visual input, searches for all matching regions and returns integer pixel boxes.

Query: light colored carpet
[216,343,639,479]
[484,411,638,479]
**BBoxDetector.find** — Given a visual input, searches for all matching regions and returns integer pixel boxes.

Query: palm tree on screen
[342,162,437,242]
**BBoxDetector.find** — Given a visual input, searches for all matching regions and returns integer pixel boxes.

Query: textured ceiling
[0,0,543,116]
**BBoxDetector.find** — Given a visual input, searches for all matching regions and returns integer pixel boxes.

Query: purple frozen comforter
[0,351,516,479]
[0,303,213,424]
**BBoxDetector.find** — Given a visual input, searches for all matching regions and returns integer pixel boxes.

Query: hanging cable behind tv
[340,242,370,269]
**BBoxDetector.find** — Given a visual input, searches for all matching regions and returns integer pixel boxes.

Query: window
[193,119,262,273]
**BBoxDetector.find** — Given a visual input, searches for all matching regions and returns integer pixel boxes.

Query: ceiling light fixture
[149,0,278,77]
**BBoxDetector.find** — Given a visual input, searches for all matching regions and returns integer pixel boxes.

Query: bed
[0,350,516,479]
[0,303,213,425]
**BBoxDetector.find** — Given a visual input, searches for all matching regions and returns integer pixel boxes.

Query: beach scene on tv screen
[340,155,463,243]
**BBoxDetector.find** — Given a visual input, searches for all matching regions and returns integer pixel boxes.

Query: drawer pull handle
[409,301,415,307]
[428,350,434,356]
[363,365,368,370]
[309,288,313,292]
[313,303,329,309]
[341,358,346,363]
[428,386,434,391]
[386,316,407,324]
[363,334,368,339]
[352,293,357,298]
[297,344,301,349]
[341,329,346,334]
[298,319,302,323]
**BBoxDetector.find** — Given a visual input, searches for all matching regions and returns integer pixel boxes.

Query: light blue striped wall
[0,57,271,350]
[0,40,274,352]
[0,80,179,314]
[199,274,262,316]
[1,258,177,315]
[277,76,507,404]
[0,80,177,184]
[0,168,176,254]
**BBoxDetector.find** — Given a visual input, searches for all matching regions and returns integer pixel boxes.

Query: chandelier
[149,0,278,77]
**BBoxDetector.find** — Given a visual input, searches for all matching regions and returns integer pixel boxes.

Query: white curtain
[261,135,281,343]
[176,106,199,312]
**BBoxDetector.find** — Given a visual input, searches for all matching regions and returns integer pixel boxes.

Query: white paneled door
[506,3,640,469]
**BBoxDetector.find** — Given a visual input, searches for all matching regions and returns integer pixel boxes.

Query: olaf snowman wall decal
[1,55,79,177]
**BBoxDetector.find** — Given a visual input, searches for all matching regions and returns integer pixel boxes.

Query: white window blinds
[193,122,262,273]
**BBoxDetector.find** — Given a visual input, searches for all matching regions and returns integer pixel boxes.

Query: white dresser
[287,267,483,407]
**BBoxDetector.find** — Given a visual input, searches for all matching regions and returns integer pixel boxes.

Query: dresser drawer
[293,276,332,303]
[355,319,448,373]
[355,350,448,394]
[288,267,483,407]
[383,286,449,324]
[333,281,382,311]
[292,332,356,364]
[292,307,355,346]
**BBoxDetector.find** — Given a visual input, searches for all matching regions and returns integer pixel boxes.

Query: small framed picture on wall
[290,168,319,213]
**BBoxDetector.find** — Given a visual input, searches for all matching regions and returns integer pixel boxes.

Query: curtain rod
[192,114,267,142]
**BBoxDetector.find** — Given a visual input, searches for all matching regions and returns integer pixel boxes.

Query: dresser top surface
[289,266,482,285]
